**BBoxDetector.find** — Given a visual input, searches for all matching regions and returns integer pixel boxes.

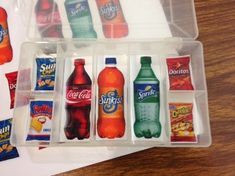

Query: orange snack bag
[169,103,197,143]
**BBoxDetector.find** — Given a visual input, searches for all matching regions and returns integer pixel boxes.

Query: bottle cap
[105,57,117,65]
[141,56,152,64]
[74,59,85,65]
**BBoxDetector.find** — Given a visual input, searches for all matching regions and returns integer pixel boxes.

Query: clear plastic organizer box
[11,0,211,147]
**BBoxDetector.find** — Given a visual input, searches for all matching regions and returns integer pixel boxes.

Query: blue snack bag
[35,57,56,91]
[26,100,53,141]
[0,119,19,162]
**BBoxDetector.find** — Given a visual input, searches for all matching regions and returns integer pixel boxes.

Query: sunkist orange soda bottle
[98,57,125,139]
[95,0,129,38]
[0,7,13,65]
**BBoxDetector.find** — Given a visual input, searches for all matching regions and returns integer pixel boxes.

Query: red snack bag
[169,103,197,143]
[166,56,194,90]
[5,71,18,109]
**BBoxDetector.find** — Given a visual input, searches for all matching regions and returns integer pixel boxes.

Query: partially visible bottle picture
[0,7,13,65]
[35,0,64,38]
[134,56,161,138]
[65,59,92,140]
[65,0,97,38]
[97,57,125,139]
[95,0,128,38]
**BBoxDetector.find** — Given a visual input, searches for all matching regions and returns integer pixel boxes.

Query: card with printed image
[0,118,19,162]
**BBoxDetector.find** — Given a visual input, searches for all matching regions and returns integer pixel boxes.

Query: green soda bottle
[134,56,161,138]
[65,0,97,38]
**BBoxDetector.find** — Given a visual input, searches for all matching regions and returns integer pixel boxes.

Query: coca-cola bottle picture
[35,0,64,38]
[65,59,92,140]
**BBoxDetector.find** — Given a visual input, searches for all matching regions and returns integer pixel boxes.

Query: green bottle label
[66,1,90,19]
[134,83,159,103]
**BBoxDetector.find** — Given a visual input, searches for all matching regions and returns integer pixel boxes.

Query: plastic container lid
[17,0,198,40]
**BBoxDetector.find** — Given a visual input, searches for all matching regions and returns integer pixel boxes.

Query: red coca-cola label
[66,86,91,104]
[37,11,62,26]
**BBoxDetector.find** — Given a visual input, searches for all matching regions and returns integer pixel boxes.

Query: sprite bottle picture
[134,56,161,138]
[65,0,97,38]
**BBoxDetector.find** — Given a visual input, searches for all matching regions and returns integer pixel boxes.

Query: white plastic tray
[11,40,211,147]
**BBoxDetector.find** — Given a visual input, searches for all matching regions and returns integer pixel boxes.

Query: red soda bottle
[97,57,125,139]
[0,7,13,65]
[35,0,64,38]
[65,59,92,140]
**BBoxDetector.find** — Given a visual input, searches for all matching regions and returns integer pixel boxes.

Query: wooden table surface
[57,0,235,175]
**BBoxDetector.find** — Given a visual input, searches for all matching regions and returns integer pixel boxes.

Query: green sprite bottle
[134,56,161,138]
[65,0,97,38]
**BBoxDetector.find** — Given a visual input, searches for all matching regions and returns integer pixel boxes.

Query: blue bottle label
[99,0,119,20]
[0,25,8,43]
[66,1,90,19]
[134,83,159,103]
[99,90,123,114]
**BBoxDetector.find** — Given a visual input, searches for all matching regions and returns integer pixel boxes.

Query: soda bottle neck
[75,64,85,74]
[141,63,151,68]
[106,64,116,68]
[136,63,157,80]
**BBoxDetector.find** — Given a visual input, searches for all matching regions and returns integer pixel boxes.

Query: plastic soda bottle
[65,0,97,38]
[98,57,125,139]
[134,56,161,138]
[0,7,13,65]
[65,59,92,140]
[35,0,64,38]
[95,0,128,38]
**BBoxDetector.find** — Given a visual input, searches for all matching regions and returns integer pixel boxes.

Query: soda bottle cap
[105,57,117,65]
[74,59,85,65]
[141,56,152,64]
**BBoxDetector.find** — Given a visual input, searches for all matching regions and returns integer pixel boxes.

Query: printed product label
[0,119,19,161]
[166,56,194,90]
[169,103,197,142]
[26,101,53,141]
[99,87,123,118]
[99,0,119,20]
[134,83,159,103]
[0,23,9,47]
[66,86,91,104]
[37,11,62,26]
[5,71,18,109]
[66,1,90,19]
[0,120,11,140]
[35,57,56,91]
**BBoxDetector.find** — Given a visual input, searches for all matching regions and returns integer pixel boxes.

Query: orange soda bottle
[98,57,125,139]
[0,7,13,65]
[95,0,129,38]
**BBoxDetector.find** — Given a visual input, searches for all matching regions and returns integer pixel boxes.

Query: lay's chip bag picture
[34,56,56,91]
[26,100,53,141]
[0,119,19,162]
